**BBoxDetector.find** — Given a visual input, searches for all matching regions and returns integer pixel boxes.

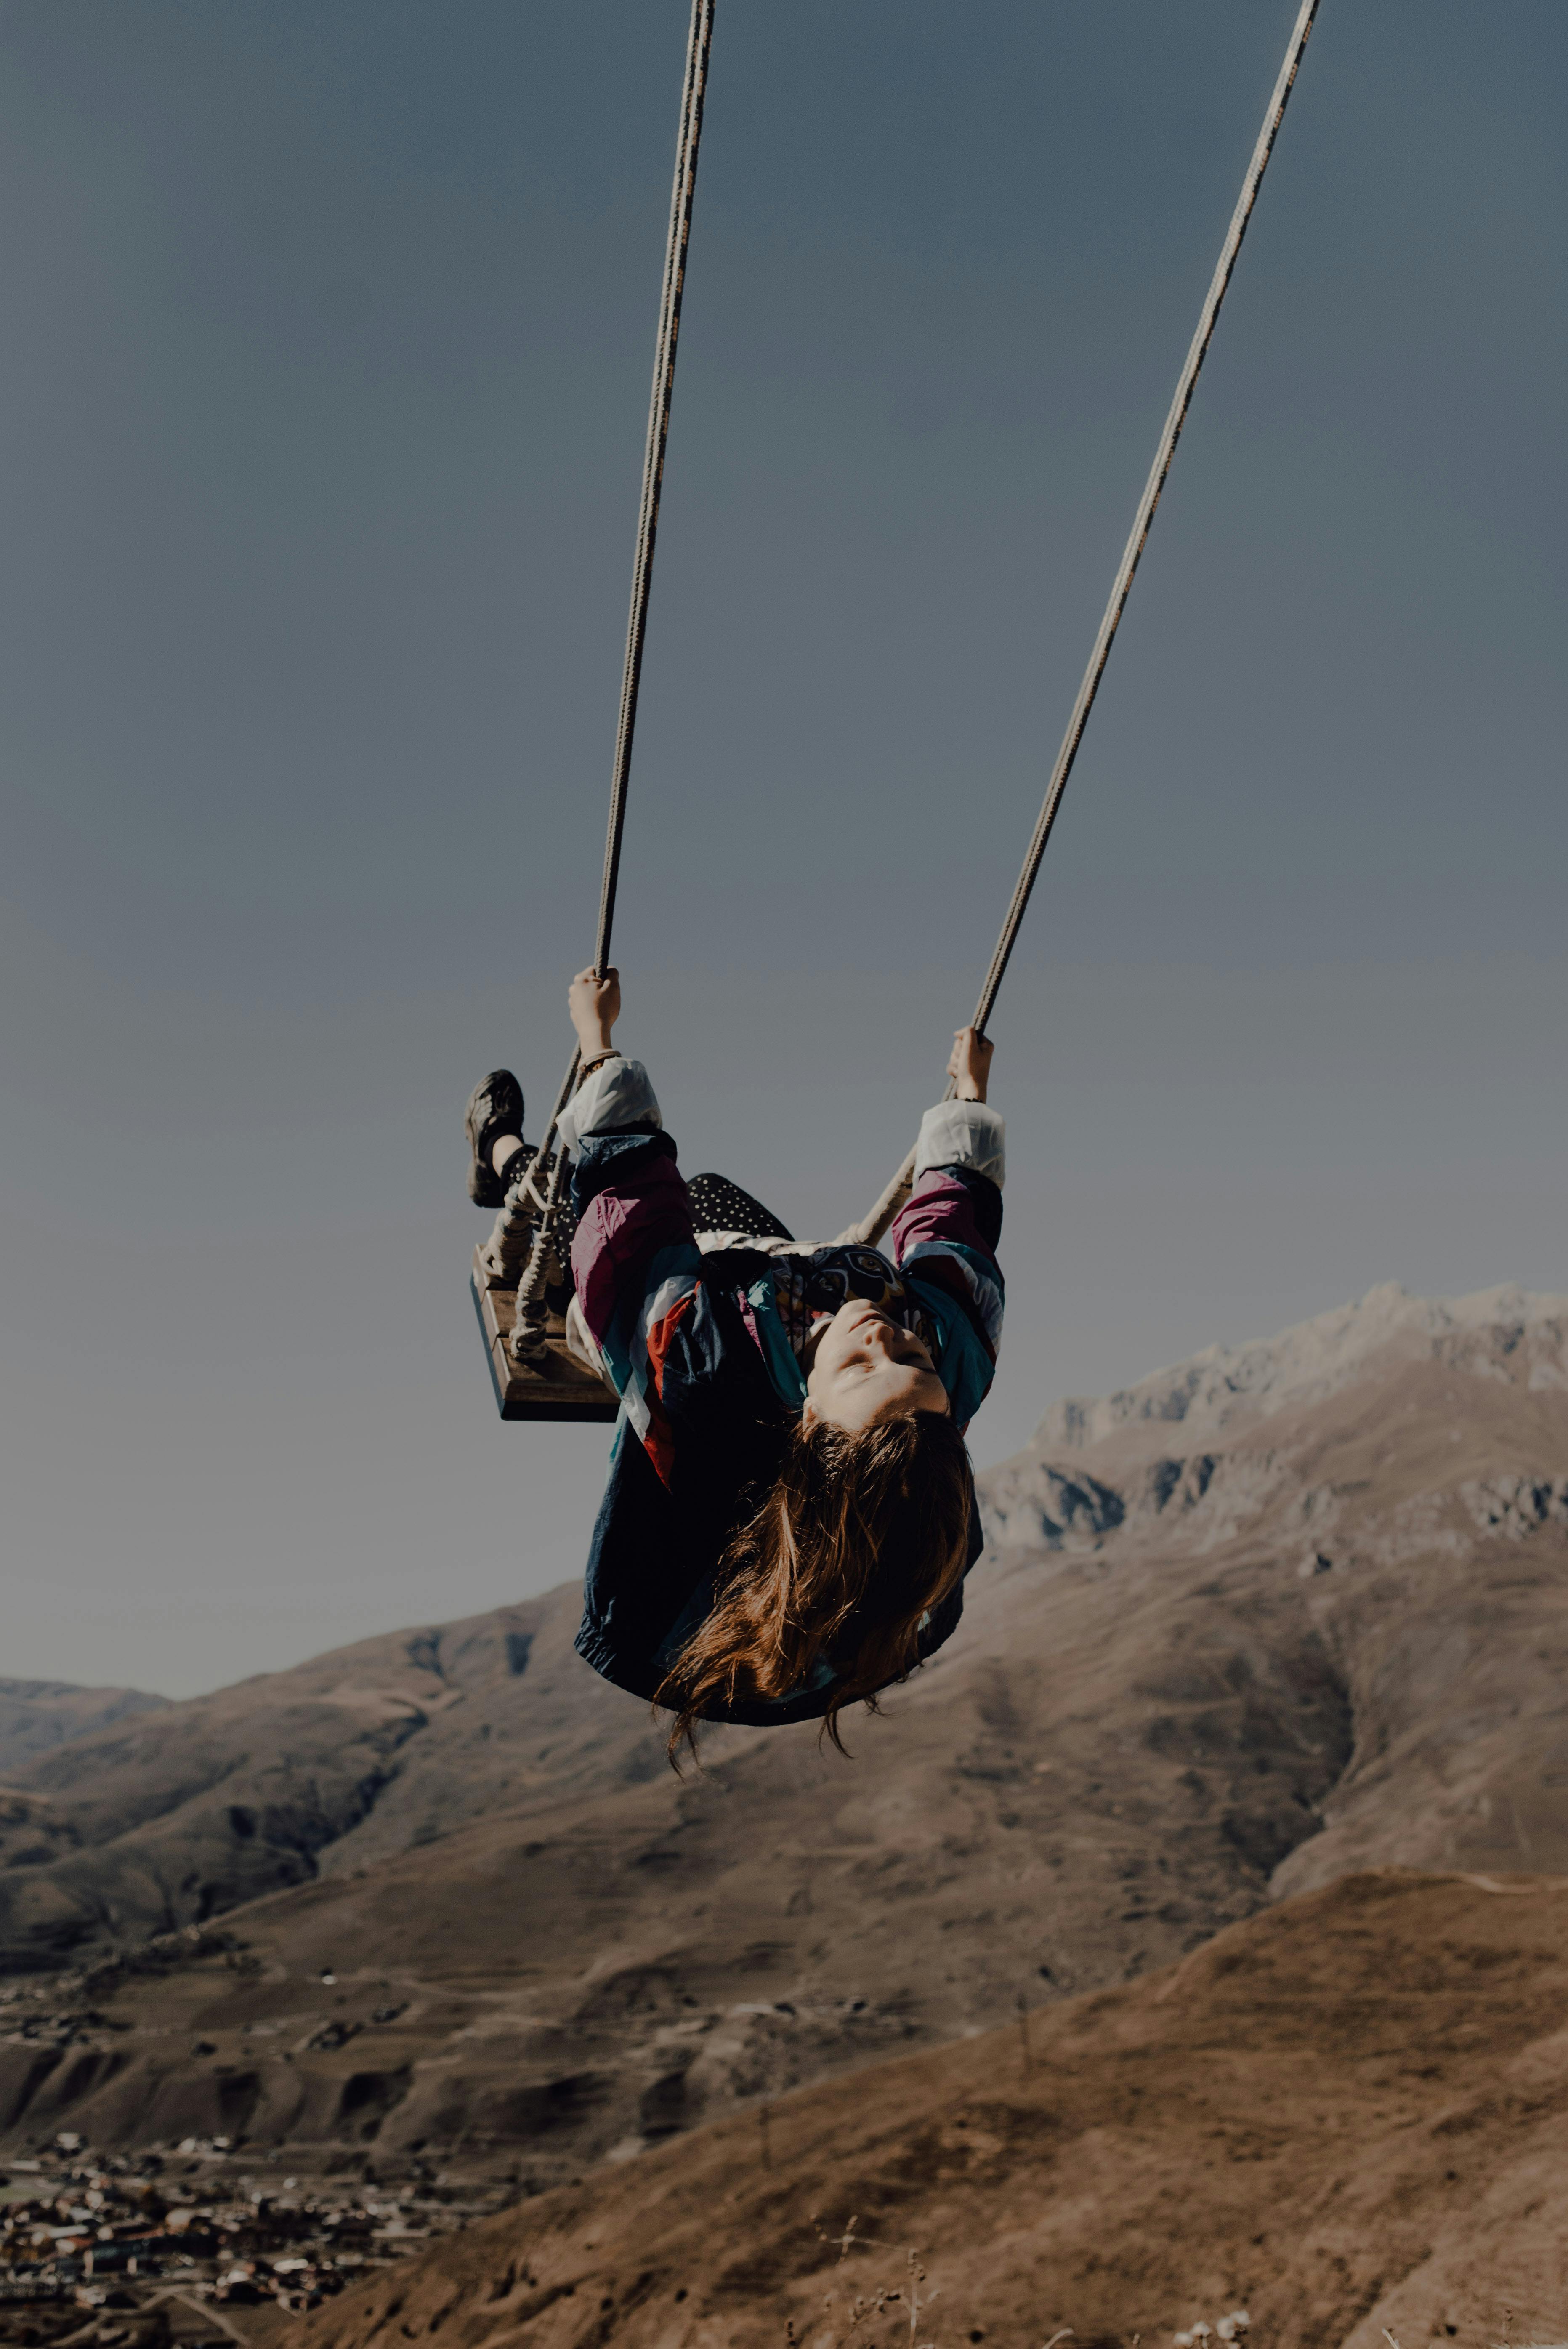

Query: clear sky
[3,0,1564,1698]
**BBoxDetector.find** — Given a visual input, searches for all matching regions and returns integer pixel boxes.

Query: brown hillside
[2,1284,1564,2187]
[282,1869,1568,2349]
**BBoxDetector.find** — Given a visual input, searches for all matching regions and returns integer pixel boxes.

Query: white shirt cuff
[556,1056,662,1152]
[912,1100,1005,1189]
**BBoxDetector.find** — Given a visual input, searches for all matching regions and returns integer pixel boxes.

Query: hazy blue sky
[3,0,1564,1697]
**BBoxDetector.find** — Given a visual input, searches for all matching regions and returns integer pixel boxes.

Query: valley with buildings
[3,1283,1567,2345]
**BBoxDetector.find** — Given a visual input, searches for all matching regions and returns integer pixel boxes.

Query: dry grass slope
[3,1284,1565,2196]
[283,1870,1568,2349]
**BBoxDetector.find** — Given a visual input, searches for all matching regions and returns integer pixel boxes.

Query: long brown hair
[656,1409,974,1762]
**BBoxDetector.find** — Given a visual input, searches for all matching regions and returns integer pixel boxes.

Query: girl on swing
[465,966,1004,1755]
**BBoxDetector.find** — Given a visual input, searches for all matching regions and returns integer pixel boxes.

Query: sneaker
[464,1069,526,1208]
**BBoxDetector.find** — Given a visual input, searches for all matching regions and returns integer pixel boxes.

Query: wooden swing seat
[470,1246,620,1423]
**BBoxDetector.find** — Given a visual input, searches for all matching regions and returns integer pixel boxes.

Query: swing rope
[846,0,1320,1250]
[508,0,1320,1365]
[510,0,717,1367]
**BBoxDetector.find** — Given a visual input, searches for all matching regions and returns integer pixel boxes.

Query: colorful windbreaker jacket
[558,1057,1006,1726]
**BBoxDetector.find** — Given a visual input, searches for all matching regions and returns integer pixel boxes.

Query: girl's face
[801,1301,950,1434]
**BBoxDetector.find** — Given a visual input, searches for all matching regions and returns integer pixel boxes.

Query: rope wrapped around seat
[480,1150,574,1286]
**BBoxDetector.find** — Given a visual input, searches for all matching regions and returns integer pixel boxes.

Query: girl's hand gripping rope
[947,1026,993,1103]
[569,966,621,1063]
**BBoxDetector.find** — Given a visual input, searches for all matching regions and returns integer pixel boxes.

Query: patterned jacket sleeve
[888,1100,1005,1429]
[563,1059,701,1487]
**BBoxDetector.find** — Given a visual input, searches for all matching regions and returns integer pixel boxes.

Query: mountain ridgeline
[0,1281,1564,2184]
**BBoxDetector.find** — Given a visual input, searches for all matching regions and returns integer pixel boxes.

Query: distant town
[0,2130,506,2344]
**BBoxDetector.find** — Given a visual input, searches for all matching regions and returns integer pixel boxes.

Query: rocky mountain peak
[1031,1280,1568,1459]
